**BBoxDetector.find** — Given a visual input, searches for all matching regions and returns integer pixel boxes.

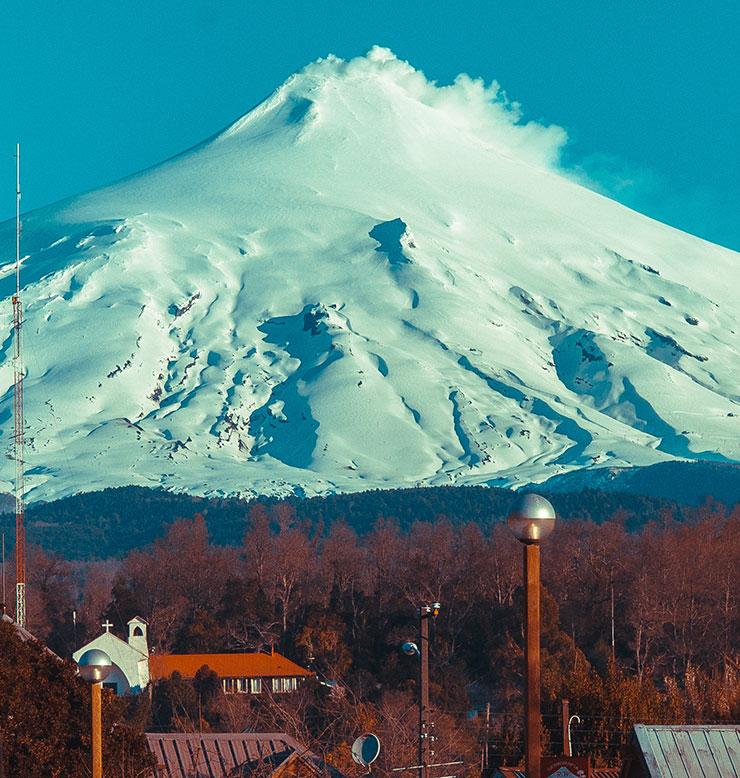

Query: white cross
[102,620,113,633]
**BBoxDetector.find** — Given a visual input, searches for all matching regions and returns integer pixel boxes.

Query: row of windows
[222,677,262,694]
[272,677,299,693]
[221,676,300,694]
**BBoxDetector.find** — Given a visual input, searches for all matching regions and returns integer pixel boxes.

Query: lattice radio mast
[12,143,26,628]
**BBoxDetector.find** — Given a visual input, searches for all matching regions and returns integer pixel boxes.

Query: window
[222,678,236,694]
[238,678,248,693]
[132,626,143,637]
[250,678,262,694]
[103,682,117,693]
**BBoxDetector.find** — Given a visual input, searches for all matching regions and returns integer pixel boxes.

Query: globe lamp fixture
[77,649,112,683]
[506,493,556,544]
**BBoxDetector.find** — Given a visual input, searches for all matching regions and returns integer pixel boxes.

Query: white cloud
[298,46,569,170]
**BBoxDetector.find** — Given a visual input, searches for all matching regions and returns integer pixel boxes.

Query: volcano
[2,47,739,503]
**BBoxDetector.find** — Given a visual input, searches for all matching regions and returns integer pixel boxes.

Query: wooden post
[92,681,102,778]
[485,701,491,770]
[610,583,615,665]
[561,699,570,756]
[524,544,540,778]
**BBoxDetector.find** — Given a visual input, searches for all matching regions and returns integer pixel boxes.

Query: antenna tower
[12,143,25,628]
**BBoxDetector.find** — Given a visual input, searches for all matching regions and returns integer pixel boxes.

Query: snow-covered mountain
[2,47,739,504]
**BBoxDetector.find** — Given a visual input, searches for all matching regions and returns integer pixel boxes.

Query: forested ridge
[5,486,740,771]
[0,483,704,559]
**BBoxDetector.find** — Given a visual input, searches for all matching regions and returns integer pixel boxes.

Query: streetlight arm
[567,715,581,757]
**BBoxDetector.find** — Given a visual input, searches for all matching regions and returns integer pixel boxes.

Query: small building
[149,648,313,694]
[146,732,346,778]
[72,617,150,694]
[619,724,740,778]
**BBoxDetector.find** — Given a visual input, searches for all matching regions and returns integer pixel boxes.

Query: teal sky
[2,0,739,250]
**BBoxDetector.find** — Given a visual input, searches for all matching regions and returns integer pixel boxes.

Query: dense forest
[0,482,705,558]
[4,486,739,771]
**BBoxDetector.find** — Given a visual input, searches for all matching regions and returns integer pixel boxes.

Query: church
[72,617,150,694]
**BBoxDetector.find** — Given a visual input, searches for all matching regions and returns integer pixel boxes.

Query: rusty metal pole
[420,606,431,778]
[561,699,570,757]
[524,543,541,778]
[92,682,103,778]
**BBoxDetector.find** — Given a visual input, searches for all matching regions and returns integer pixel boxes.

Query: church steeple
[127,616,149,656]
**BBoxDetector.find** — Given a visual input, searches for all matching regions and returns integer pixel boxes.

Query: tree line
[0,483,699,559]
[6,490,740,770]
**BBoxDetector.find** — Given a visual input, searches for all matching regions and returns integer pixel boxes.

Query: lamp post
[506,493,556,778]
[78,648,112,778]
[402,602,440,778]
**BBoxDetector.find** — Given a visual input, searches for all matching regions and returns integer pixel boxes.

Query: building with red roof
[149,646,313,694]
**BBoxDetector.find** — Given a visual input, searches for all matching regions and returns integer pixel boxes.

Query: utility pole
[419,603,439,778]
[12,143,26,629]
[401,604,455,778]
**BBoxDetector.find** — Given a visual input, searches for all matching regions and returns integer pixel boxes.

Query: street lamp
[78,648,112,778]
[507,493,556,778]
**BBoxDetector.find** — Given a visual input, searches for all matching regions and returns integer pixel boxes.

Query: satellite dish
[352,733,381,767]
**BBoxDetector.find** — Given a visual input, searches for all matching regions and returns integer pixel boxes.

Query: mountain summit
[2,48,739,503]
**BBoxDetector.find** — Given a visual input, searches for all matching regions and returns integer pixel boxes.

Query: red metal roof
[146,732,349,778]
[149,650,312,681]
[146,732,302,778]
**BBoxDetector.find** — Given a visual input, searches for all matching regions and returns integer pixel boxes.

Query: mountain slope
[1,47,739,503]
